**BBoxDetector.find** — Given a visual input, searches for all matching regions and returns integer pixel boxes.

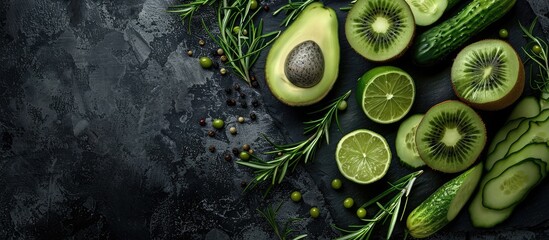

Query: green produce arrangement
[170,0,549,238]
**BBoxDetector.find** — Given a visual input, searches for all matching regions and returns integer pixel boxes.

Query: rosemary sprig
[339,0,357,11]
[257,203,308,240]
[273,0,316,27]
[238,90,352,190]
[519,18,549,100]
[203,0,280,85]
[334,170,423,240]
[167,0,217,31]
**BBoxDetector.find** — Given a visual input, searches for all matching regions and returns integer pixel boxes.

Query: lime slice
[336,129,391,184]
[356,66,415,124]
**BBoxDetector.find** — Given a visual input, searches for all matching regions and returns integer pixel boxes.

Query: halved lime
[335,129,391,184]
[356,66,416,124]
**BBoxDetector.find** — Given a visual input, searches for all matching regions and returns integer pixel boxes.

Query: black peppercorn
[251,99,259,107]
[240,101,248,108]
[263,5,269,11]
[234,83,241,92]
[225,88,232,95]
[250,112,257,120]
[239,93,246,99]
[232,147,240,156]
[226,98,236,106]
[240,181,247,188]
[242,144,250,151]
[224,152,232,161]
[207,130,215,137]
[199,118,206,126]
[251,80,259,88]
[209,145,216,152]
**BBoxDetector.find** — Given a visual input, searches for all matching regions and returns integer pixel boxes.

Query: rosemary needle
[238,90,352,191]
[334,170,423,240]
[257,203,308,240]
[273,0,316,27]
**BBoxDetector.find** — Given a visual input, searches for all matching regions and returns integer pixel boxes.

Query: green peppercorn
[343,197,354,209]
[331,178,342,190]
[186,50,193,56]
[198,39,205,46]
[199,57,213,69]
[229,126,237,135]
[498,28,509,39]
[220,55,228,62]
[356,207,367,219]
[212,118,224,129]
[238,116,245,123]
[309,207,320,218]
[220,68,228,75]
[217,48,224,55]
[242,29,248,36]
[242,144,251,151]
[290,191,301,202]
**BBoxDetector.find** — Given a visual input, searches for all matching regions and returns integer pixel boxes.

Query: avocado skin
[265,2,340,106]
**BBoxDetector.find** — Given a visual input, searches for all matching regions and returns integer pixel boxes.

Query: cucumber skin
[407,163,482,238]
[412,0,517,66]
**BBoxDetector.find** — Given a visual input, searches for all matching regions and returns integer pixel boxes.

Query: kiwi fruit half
[451,39,525,111]
[345,0,415,62]
[416,100,487,173]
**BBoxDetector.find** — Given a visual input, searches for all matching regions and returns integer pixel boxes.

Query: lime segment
[336,129,391,184]
[356,66,415,124]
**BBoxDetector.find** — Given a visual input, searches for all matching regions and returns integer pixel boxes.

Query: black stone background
[1,0,549,239]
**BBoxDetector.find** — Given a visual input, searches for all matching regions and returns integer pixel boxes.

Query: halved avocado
[265,2,340,106]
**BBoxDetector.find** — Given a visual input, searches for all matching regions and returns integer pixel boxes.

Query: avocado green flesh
[265,2,339,106]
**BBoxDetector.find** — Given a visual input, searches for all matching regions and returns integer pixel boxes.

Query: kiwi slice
[416,100,487,173]
[451,39,525,111]
[345,0,415,62]
[396,114,426,168]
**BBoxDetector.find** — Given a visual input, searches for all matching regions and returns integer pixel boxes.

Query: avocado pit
[284,40,325,88]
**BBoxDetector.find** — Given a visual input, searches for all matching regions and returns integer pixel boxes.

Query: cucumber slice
[469,183,513,228]
[407,163,483,238]
[483,159,544,210]
[486,109,549,169]
[396,114,426,168]
[486,142,549,174]
[507,96,541,122]
[506,119,549,156]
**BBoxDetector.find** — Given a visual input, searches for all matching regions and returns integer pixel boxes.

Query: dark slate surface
[1,0,549,239]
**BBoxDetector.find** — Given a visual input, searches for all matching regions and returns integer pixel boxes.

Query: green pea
[290,191,302,202]
[309,207,320,218]
[212,118,224,129]
[233,26,241,34]
[199,57,213,69]
[337,100,348,111]
[533,44,542,54]
[356,207,367,219]
[331,178,342,190]
[239,151,250,160]
[498,28,509,39]
[250,0,259,10]
[343,197,354,209]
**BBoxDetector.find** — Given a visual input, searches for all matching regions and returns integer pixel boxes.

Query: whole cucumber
[412,0,517,66]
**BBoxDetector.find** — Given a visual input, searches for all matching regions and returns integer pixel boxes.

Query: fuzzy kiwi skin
[451,41,525,111]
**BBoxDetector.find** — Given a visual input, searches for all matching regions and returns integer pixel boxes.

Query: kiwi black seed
[284,40,324,88]
[345,0,415,62]
[415,100,486,173]
[451,39,525,111]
